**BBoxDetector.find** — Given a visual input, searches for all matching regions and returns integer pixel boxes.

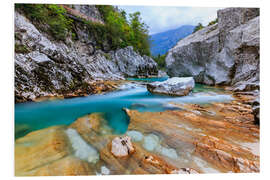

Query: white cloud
[118,6,222,34]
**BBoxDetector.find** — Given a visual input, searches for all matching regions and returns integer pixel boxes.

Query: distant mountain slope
[150,25,195,56]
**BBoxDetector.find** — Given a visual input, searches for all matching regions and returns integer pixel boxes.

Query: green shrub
[15,43,30,54]
[103,53,112,61]
[193,23,204,33]
[208,18,218,26]
[15,4,73,41]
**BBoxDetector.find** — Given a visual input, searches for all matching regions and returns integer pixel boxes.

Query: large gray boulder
[147,77,195,96]
[15,10,158,102]
[166,8,259,89]
[112,46,158,78]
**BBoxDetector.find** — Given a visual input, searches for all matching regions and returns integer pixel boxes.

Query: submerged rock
[147,77,195,96]
[15,126,96,176]
[157,146,178,160]
[111,136,135,157]
[126,130,144,142]
[143,134,160,151]
[65,128,99,164]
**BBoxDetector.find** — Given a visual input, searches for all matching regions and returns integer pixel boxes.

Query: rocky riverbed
[15,80,259,176]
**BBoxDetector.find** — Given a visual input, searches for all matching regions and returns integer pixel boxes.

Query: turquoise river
[15,78,233,139]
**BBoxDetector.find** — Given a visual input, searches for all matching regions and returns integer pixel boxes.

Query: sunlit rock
[147,77,195,96]
[111,136,135,157]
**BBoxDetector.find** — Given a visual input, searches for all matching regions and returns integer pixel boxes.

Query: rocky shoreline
[15,9,158,103]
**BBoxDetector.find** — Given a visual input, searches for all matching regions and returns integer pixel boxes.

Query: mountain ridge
[150,25,195,56]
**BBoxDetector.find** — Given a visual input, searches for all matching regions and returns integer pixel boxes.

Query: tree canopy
[15,4,151,56]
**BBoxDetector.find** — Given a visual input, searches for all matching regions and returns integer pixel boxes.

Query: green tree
[128,12,150,56]
[152,53,167,69]
[15,4,73,40]
[193,23,204,33]
[208,18,218,26]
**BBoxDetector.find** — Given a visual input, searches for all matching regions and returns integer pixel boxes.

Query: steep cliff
[165,8,259,123]
[166,8,259,91]
[15,5,158,102]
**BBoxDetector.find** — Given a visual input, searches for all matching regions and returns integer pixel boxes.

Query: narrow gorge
[14,5,260,176]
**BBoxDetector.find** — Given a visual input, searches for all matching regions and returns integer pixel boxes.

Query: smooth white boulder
[111,136,135,157]
[147,77,195,96]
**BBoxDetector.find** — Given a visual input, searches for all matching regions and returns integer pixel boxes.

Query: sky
[118,6,221,35]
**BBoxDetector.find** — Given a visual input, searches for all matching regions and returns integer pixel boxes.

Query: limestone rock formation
[166,8,259,89]
[15,8,158,102]
[165,7,260,122]
[147,77,195,96]
[112,46,158,78]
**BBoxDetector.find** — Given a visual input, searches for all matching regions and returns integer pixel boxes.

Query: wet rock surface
[147,77,195,96]
[15,90,260,176]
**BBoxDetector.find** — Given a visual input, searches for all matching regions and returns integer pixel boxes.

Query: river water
[15,78,233,139]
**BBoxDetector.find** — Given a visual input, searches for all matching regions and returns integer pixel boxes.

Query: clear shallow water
[15,78,233,139]
[126,77,169,82]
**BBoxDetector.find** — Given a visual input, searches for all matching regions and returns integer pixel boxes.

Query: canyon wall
[15,6,158,102]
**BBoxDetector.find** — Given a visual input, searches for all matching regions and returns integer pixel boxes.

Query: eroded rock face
[147,77,195,96]
[166,8,259,90]
[15,10,158,102]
